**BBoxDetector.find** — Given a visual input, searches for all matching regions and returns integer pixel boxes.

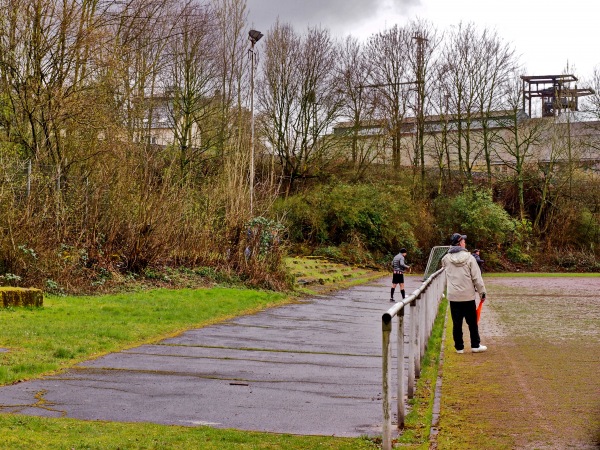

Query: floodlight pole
[249,30,263,216]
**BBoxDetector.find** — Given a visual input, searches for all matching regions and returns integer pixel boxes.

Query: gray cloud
[247,0,421,36]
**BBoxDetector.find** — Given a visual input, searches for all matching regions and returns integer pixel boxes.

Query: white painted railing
[381,268,446,450]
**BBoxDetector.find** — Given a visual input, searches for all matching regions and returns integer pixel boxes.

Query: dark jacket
[472,252,484,269]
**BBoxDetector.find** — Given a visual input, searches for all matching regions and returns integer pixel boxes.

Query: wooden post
[408,300,416,398]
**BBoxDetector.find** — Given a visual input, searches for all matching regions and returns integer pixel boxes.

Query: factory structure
[329,73,600,174]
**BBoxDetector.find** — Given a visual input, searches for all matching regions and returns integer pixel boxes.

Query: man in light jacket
[442,233,487,354]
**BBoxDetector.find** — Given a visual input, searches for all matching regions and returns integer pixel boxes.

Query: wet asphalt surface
[0,276,421,437]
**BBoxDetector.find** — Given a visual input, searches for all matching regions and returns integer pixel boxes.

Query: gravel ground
[437,276,600,450]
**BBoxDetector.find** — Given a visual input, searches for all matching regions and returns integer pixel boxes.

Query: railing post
[414,297,422,379]
[420,292,427,358]
[396,308,405,428]
[408,299,416,398]
[422,293,428,351]
[382,313,393,450]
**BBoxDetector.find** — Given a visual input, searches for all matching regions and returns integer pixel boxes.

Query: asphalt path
[0,276,422,437]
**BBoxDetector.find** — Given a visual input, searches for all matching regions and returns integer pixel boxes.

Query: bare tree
[442,23,516,183]
[404,19,440,183]
[211,0,248,161]
[441,24,470,179]
[577,65,600,158]
[0,0,106,167]
[532,120,572,233]
[366,25,412,169]
[428,65,453,193]
[258,22,340,193]
[335,36,384,179]
[97,0,176,153]
[164,1,218,178]
[0,0,122,247]
[494,74,548,221]
[473,29,518,182]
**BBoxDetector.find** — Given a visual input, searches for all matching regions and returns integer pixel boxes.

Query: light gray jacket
[392,253,409,272]
[441,247,486,302]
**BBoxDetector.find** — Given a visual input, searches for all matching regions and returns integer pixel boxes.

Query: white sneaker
[456,349,464,354]
[472,345,487,353]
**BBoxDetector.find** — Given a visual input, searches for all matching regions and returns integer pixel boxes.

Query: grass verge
[0,414,379,449]
[435,307,513,450]
[0,288,291,386]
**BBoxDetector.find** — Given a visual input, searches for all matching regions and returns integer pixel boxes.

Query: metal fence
[381,268,446,450]
[422,245,451,280]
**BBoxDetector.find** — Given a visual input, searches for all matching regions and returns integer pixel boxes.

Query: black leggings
[449,300,480,350]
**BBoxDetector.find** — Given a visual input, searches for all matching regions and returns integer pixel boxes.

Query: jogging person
[390,248,410,302]
[442,233,487,353]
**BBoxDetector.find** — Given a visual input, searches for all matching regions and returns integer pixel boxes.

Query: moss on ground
[286,256,385,294]
[0,287,43,307]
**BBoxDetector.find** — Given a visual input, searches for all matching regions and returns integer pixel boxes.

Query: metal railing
[381,268,446,450]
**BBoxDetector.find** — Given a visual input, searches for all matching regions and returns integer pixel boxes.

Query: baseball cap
[450,233,467,245]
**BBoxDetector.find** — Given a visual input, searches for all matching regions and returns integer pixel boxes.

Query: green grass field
[0,414,378,449]
[0,288,290,386]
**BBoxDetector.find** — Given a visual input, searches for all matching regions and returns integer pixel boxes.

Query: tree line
[0,0,598,292]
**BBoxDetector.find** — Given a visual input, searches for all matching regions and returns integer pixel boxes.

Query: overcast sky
[246,0,599,82]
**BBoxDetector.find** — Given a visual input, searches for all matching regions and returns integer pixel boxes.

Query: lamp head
[249,29,263,44]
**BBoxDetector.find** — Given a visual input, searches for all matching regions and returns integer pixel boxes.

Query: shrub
[0,146,291,293]
[237,216,289,290]
[245,217,285,259]
[506,245,533,265]
[572,208,600,251]
[313,246,343,261]
[274,183,422,261]
[550,249,600,271]
[434,187,517,250]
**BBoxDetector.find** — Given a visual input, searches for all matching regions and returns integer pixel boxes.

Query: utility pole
[412,34,428,183]
[248,29,263,216]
